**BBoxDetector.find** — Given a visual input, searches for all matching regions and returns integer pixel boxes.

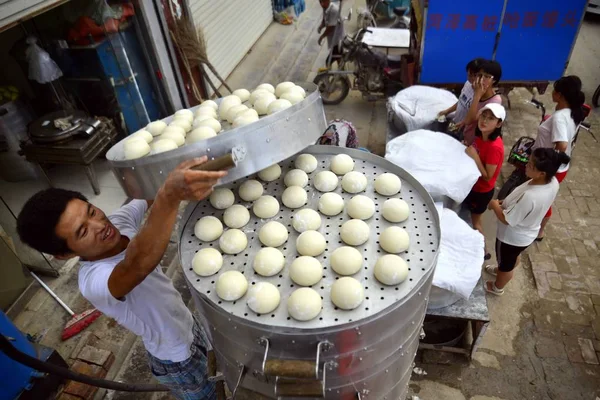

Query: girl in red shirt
[464,103,506,258]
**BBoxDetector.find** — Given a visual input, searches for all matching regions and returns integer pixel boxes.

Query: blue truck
[411,0,589,95]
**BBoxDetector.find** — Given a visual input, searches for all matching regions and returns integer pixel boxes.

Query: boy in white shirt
[17,157,227,400]
[438,58,485,127]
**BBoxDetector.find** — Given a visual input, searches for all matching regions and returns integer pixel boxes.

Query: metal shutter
[189,0,272,93]
[0,0,68,32]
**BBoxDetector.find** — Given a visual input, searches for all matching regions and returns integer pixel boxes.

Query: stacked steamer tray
[105,83,325,199]
[179,145,441,399]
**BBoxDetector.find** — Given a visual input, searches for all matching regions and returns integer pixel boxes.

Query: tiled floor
[0,158,127,216]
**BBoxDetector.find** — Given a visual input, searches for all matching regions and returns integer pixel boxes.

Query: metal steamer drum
[105,83,325,199]
[179,146,441,399]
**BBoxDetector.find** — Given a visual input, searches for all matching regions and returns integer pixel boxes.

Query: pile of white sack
[428,205,484,309]
[385,131,484,307]
[388,85,457,134]
[385,130,480,204]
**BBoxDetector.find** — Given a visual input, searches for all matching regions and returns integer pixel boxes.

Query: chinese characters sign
[427,10,578,32]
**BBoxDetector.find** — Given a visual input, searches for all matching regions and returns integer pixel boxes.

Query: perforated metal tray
[179,146,440,329]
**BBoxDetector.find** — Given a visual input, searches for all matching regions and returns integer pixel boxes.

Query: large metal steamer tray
[180,145,440,330]
[105,83,326,199]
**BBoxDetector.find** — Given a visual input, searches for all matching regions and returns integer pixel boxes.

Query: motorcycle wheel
[313,74,350,105]
[593,84,600,108]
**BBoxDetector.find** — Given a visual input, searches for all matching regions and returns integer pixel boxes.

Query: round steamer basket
[179,146,441,399]
[105,83,325,200]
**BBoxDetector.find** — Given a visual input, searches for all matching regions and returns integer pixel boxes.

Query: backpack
[507,136,535,168]
[318,119,359,148]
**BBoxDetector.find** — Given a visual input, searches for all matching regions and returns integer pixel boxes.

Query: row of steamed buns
[122,82,306,160]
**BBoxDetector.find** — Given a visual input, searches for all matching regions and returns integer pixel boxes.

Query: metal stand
[419,278,490,359]
[83,164,100,195]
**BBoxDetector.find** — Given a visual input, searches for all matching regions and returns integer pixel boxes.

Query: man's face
[320,0,330,9]
[55,199,121,260]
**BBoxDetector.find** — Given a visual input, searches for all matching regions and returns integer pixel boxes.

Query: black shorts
[495,239,528,272]
[464,189,494,215]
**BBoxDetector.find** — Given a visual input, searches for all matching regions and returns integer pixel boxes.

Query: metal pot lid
[29,110,88,142]
[105,83,326,200]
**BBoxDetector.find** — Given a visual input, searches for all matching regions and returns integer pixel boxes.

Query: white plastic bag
[433,208,484,300]
[25,37,63,84]
[385,130,480,203]
[389,85,457,132]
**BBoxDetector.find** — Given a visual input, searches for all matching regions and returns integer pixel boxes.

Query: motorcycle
[313,28,404,105]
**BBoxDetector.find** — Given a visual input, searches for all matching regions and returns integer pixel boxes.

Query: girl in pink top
[460,60,503,145]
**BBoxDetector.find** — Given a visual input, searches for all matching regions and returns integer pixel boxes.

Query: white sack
[385,130,480,203]
[389,85,457,132]
[433,208,484,299]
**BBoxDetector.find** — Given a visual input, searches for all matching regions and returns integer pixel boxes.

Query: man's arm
[318,26,336,45]
[107,157,227,299]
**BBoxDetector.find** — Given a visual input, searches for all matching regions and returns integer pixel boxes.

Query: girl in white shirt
[531,76,585,240]
[484,148,571,296]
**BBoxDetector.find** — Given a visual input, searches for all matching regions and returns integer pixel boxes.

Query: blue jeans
[147,320,216,400]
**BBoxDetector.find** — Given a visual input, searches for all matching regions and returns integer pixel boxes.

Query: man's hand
[318,23,325,33]
[318,34,326,46]
[107,157,227,299]
[162,157,228,203]
[437,110,447,118]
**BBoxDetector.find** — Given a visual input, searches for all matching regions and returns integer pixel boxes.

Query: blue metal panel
[0,311,36,400]
[495,0,587,81]
[420,0,505,84]
[96,27,160,134]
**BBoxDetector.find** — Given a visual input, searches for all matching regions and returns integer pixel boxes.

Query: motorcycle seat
[386,54,402,68]
[393,7,408,17]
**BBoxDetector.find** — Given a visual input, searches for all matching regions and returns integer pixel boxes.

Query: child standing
[531,76,585,240]
[464,103,506,258]
[461,60,503,145]
[438,58,486,126]
[484,148,569,295]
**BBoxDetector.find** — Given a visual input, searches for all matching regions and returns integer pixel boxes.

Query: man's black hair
[466,58,485,73]
[17,188,87,255]
[479,60,502,85]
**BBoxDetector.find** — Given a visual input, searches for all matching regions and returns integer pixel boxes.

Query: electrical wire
[0,334,168,392]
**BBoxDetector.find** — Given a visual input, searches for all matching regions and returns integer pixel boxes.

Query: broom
[169,13,233,100]
[30,272,102,341]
